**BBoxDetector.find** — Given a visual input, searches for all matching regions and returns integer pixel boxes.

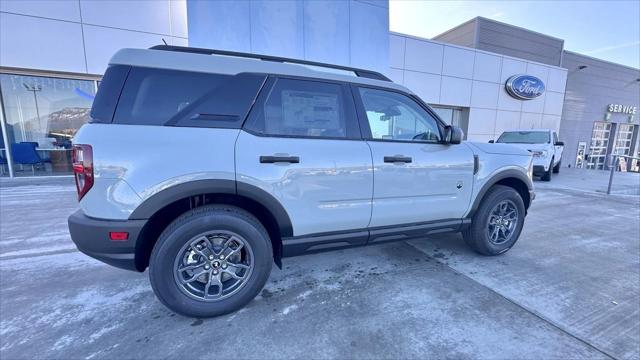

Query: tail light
[72,145,94,201]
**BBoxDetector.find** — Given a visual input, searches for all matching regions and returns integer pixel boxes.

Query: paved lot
[1,170,639,359]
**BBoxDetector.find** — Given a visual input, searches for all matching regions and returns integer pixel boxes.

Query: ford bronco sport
[68,45,535,317]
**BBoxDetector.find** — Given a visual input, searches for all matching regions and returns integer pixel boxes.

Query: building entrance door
[612,123,637,171]
[587,122,612,170]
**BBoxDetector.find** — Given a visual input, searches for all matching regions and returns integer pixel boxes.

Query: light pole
[22,82,43,134]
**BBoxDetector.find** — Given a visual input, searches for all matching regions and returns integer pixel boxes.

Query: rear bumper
[68,209,146,271]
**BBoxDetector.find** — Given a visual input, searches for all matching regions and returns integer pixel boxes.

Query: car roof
[109,48,413,94]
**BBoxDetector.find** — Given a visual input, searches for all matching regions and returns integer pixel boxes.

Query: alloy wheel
[173,231,254,302]
[486,200,518,245]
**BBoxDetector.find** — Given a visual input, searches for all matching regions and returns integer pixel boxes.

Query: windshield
[497,131,549,144]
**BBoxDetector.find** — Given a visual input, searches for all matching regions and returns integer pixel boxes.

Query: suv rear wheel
[462,185,525,255]
[149,205,272,317]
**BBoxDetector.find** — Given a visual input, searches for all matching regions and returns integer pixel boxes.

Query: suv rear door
[236,77,373,238]
[353,86,475,228]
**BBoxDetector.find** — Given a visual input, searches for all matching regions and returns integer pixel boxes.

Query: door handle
[384,155,412,163]
[259,155,300,164]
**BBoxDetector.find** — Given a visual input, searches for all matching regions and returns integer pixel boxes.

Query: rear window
[113,68,231,126]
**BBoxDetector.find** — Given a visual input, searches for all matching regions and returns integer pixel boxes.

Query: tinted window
[90,65,130,123]
[497,131,550,144]
[553,132,559,144]
[113,68,230,125]
[244,78,359,139]
[358,88,441,142]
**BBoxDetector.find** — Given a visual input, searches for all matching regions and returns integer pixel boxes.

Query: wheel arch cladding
[130,179,292,271]
[469,170,532,218]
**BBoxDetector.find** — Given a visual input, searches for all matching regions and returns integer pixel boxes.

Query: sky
[389,0,640,69]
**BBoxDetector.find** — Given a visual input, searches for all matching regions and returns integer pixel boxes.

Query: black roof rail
[149,44,391,82]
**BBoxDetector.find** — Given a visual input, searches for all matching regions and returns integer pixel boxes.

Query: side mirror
[445,125,463,144]
[488,140,495,143]
[555,141,564,146]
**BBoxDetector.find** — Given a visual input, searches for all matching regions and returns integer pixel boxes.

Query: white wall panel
[521,93,545,113]
[547,68,567,93]
[0,13,86,73]
[388,68,404,84]
[520,112,543,129]
[84,25,167,74]
[355,0,388,7]
[304,1,349,66]
[0,0,80,22]
[404,38,443,74]
[349,0,389,74]
[525,62,550,83]
[495,110,521,135]
[170,0,188,38]
[250,1,304,59]
[497,87,522,112]
[389,34,405,69]
[542,114,561,133]
[80,0,171,35]
[468,108,497,135]
[186,1,250,51]
[467,134,494,143]
[470,81,499,109]
[440,76,472,106]
[442,46,475,79]
[169,36,189,46]
[500,57,527,83]
[544,91,565,115]
[473,52,501,83]
[404,71,440,103]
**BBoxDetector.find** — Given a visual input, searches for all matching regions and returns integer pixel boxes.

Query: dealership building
[1,1,638,177]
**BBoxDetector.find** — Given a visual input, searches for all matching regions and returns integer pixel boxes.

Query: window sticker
[281,90,340,131]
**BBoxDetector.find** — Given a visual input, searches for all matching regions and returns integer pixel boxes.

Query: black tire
[149,205,273,318]
[541,159,553,181]
[553,160,561,173]
[462,185,526,256]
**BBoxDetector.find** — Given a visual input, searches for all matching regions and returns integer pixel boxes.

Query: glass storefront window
[431,106,468,139]
[0,73,96,176]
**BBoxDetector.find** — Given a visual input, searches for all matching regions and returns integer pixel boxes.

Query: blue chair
[11,143,49,175]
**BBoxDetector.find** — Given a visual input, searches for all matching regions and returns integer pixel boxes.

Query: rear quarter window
[90,65,130,123]
[113,68,231,126]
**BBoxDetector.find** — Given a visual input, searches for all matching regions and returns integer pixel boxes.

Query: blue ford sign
[505,75,545,100]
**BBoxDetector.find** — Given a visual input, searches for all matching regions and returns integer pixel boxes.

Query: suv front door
[354,86,475,228]
[236,77,373,239]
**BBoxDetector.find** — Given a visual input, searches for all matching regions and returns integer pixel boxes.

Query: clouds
[583,41,640,55]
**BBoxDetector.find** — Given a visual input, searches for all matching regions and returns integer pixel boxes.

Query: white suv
[492,129,564,181]
[68,45,535,317]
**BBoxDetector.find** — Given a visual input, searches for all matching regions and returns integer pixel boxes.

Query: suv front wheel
[149,205,273,317]
[463,185,526,255]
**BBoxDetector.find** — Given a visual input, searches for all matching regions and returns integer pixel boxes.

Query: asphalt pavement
[1,170,638,359]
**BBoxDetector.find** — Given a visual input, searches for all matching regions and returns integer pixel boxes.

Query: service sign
[607,104,637,115]
[505,75,545,100]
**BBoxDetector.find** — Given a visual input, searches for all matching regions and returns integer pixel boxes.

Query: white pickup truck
[492,129,564,181]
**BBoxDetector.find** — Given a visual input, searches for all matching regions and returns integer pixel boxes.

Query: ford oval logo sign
[505,75,545,100]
